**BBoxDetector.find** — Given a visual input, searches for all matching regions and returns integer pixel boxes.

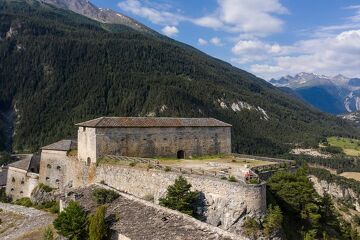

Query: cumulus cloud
[198,38,208,45]
[118,0,186,25]
[118,0,287,37]
[248,30,360,79]
[194,0,288,36]
[210,37,222,46]
[161,26,179,37]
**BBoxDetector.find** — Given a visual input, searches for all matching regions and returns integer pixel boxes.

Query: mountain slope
[271,73,360,114]
[0,0,359,155]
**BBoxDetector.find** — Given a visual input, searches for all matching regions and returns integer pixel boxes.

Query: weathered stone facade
[77,117,232,163]
[93,164,266,233]
[5,155,39,200]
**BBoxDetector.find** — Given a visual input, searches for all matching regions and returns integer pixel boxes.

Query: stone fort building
[76,117,232,164]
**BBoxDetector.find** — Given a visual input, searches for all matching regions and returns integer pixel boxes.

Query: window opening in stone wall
[87,157,91,166]
[12,177,15,182]
[57,166,61,170]
[11,188,14,191]
[47,164,51,168]
[46,177,49,181]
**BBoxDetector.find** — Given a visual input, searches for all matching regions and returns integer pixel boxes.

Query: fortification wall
[94,164,266,233]
[78,127,231,163]
[5,167,39,200]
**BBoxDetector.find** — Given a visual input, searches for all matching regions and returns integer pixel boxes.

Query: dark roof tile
[75,117,232,128]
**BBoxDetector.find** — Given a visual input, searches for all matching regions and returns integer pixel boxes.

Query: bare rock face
[30,186,57,204]
[38,0,153,33]
[310,175,360,211]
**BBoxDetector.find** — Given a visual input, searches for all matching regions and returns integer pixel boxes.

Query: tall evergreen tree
[89,205,107,240]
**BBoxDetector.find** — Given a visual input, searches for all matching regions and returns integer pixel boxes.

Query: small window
[57,166,61,170]
[46,177,49,181]
[11,188,14,191]
[12,177,15,182]
[47,164,51,169]
[20,191,23,194]
[163,138,167,141]
[21,180,25,184]
[86,157,91,166]
[55,179,60,183]
[83,127,86,132]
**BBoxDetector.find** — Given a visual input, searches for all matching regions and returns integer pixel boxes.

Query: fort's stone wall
[94,164,266,233]
[39,150,70,191]
[78,127,231,163]
[5,167,39,200]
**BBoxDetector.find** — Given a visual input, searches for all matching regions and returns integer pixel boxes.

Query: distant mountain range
[270,73,360,114]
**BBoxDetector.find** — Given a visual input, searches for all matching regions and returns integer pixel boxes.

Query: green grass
[327,137,360,156]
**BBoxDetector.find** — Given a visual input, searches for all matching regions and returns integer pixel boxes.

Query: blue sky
[92,0,360,80]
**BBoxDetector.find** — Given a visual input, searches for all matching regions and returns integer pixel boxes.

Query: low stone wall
[95,164,266,233]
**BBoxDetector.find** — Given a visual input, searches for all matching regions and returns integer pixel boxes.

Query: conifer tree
[159,176,199,216]
[89,205,107,240]
[53,201,88,240]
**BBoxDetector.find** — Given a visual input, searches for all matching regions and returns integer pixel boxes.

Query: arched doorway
[177,150,185,159]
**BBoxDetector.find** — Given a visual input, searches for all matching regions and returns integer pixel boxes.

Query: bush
[264,205,283,236]
[14,197,33,207]
[320,146,343,154]
[43,226,54,240]
[164,166,171,172]
[53,201,88,240]
[129,162,137,167]
[0,188,11,203]
[38,183,54,193]
[242,217,260,239]
[248,178,260,184]
[35,201,60,214]
[228,176,237,182]
[89,205,107,240]
[159,176,199,216]
[92,188,119,204]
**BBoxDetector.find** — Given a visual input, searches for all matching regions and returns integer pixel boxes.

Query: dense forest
[267,168,360,239]
[0,0,359,154]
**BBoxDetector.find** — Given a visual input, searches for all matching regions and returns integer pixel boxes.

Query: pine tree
[159,176,199,216]
[89,205,107,240]
[53,201,88,240]
[264,204,283,236]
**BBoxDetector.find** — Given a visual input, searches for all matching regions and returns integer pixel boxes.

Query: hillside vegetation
[327,137,360,157]
[0,0,359,154]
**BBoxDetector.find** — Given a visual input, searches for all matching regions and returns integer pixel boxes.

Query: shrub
[35,201,60,214]
[228,176,237,182]
[143,194,154,202]
[89,205,107,240]
[242,217,260,239]
[220,176,227,180]
[0,188,11,203]
[164,166,171,172]
[248,178,260,184]
[320,146,343,154]
[92,188,119,204]
[264,205,283,236]
[159,176,199,216]
[53,201,88,240]
[38,183,54,193]
[129,162,137,167]
[43,226,54,240]
[14,197,33,207]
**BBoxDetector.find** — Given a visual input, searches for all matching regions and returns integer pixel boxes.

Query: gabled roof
[41,140,77,151]
[75,117,232,128]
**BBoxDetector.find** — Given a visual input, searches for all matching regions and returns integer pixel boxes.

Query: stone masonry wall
[94,164,266,233]
[78,127,231,163]
[5,167,39,200]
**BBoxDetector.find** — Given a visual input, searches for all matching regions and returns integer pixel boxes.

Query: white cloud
[210,37,222,46]
[118,0,287,37]
[118,0,186,25]
[198,38,208,45]
[194,0,288,36]
[161,26,179,37]
[248,30,360,79]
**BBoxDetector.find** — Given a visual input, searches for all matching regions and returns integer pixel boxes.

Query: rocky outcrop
[30,185,58,204]
[309,175,360,211]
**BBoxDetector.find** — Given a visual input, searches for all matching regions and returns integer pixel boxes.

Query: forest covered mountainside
[0,0,359,155]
